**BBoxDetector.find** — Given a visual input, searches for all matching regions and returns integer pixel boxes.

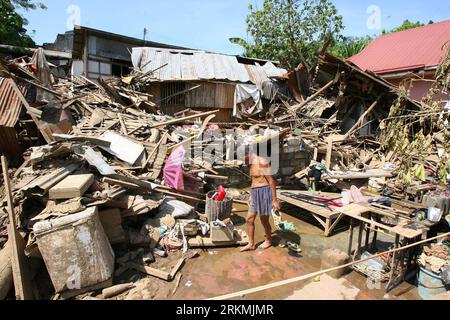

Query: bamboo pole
[207,232,450,300]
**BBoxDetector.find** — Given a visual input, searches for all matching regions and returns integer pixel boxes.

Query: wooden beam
[103,177,205,203]
[169,258,185,280]
[342,98,380,140]
[150,110,219,129]
[277,79,335,122]
[325,138,333,170]
[1,156,33,300]
[128,262,171,281]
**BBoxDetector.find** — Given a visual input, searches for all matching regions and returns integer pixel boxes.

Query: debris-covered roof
[348,19,450,75]
[131,47,287,85]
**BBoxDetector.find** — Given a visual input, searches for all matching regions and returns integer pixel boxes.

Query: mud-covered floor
[166,202,421,300]
[61,200,422,301]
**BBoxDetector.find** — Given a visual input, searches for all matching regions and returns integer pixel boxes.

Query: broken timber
[149,110,219,129]
[1,156,33,300]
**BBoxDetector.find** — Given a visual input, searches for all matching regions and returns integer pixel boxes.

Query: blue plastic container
[418,267,446,300]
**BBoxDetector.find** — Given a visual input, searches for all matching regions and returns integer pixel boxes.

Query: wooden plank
[103,177,205,203]
[277,79,335,122]
[188,233,248,248]
[117,114,128,136]
[335,204,423,239]
[49,174,94,200]
[169,258,185,280]
[1,156,33,300]
[128,262,171,281]
[311,214,327,229]
[342,98,380,140]
[324,170,393,180]
[327,213,345,236]
[348,218,354,256]
[325,139,333,170]
[150,110,219,129]
[277,190,341,219]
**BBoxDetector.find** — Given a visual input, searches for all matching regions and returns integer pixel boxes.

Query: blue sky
[21,0,450,55]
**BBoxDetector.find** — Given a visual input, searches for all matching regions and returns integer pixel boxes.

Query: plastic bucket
[418,267,446,300]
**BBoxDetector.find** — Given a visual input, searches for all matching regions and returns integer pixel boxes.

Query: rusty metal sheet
[0,78,23,128]
[131,48,286,84]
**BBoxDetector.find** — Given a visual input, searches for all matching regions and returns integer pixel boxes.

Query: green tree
[0,0,46,47]
[230,0,343,69]
[382,19,433,35]
[330,36,372,59]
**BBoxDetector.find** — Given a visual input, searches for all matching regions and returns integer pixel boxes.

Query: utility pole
[143,28,148,42]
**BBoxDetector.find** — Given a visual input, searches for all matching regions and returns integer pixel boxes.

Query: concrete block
[49,174,94,200]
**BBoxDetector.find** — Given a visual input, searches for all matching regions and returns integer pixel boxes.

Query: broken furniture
[33,207,115,296]
[334,202,430,293]
[277,190,345,237]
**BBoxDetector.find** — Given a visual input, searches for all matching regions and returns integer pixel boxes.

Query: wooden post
[277,79,335,122]
[342,98,380,140]
[348,218,354,256]
[1,156,33,300]
[365,213,372,248]
[325,138,333,170]
[354,222,364,260]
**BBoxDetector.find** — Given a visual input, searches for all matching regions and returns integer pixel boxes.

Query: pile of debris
[0,49,261,300]
[272,53,449,200]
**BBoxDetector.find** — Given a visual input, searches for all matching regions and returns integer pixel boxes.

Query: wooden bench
[277,190,346,237]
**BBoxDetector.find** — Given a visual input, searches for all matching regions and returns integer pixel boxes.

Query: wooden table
[334,203,429,293]
[278,189,430,293]
[277,190,346,237]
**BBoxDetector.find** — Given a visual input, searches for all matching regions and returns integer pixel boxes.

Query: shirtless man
[241,150,280,252]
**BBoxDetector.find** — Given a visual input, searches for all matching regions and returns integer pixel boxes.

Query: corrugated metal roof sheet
[132,48,286,84]
[348,20,450,75]
[0,78,23,128]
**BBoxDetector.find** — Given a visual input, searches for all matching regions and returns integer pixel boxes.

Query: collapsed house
[0,27,449,300]
[131,47,288,122]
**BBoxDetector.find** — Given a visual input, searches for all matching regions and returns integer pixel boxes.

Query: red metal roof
[348,20,450,75]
